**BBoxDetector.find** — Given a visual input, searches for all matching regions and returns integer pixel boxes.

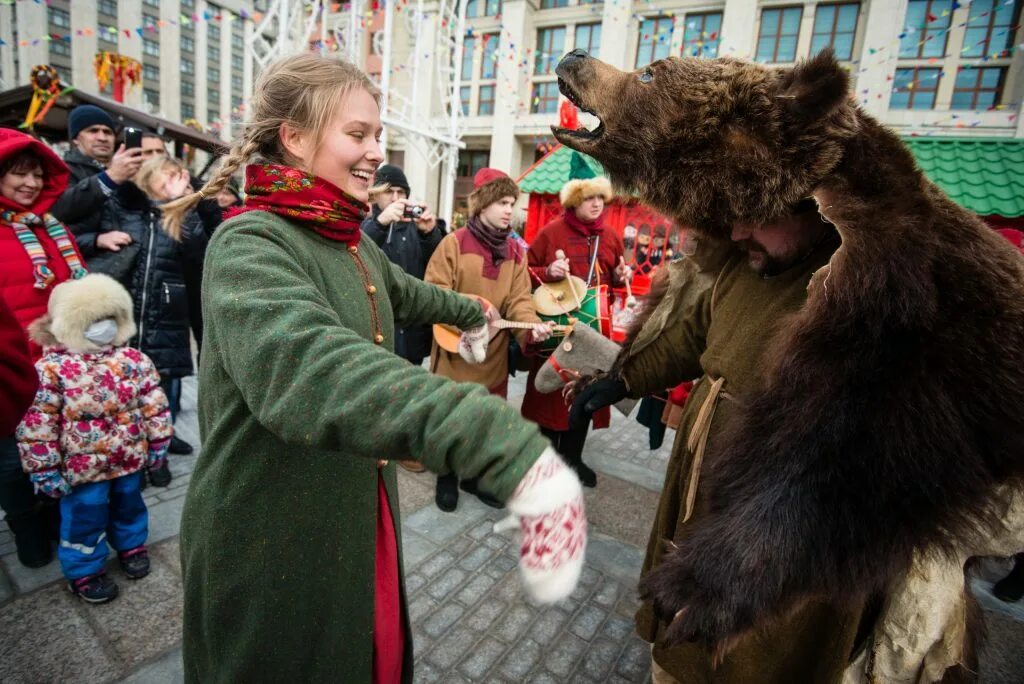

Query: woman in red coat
[0,128,87,568]
[522,174,631,486]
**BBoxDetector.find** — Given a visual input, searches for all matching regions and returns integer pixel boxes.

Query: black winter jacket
[96,183,208,377]
[361,206,444,362]
[50,148,113,250]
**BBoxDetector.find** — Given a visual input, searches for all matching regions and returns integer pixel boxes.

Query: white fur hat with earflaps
[28,273,137,354]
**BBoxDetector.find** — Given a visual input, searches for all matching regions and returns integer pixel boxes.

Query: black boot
[148,461,172,487]
[435,474,458,512]
[993,554,1024,603]
[572,460,598,488]
[6,508,53,568]
[168,436,193,455]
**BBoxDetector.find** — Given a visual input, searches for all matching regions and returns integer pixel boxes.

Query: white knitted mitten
[494,447,587,603]
[458,324,489,364]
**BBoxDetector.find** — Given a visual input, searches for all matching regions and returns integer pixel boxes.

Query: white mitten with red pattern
[494,447,586,603]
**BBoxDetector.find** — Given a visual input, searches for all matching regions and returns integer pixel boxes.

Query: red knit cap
[473,167,510,189]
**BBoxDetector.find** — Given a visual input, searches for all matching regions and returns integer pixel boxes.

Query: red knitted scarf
[227,164,367,246]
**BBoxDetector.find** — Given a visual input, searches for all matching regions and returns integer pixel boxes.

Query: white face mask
[83,317,118,346]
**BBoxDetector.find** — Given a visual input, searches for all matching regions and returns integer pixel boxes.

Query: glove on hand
[458,324,489,364]
[568,375,629,429]
[31,470,71,499]
[494,447,586,603]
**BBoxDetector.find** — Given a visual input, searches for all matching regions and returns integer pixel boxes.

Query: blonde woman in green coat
[162,55,587,683]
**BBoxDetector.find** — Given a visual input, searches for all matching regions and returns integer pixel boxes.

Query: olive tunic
[623,238,864,683]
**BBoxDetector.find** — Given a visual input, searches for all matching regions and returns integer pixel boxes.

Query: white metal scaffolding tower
[246,0,467,222]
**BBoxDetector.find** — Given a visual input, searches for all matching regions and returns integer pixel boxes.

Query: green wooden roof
[904,137,1024,218]
[519,138,1024,218]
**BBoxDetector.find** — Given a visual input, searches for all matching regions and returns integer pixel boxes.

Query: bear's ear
[776,48,849,122]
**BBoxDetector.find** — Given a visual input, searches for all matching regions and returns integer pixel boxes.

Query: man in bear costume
[559,48,1024,682]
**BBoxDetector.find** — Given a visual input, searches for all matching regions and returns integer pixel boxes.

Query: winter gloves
[495,447,587,603]
[568,374,629,428]
[30,469,71,498]
[458,324,489,364]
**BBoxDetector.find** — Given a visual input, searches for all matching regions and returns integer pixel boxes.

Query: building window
[681,12,722,58]
[478,85,495,115]
[145,88,160,106]
[143,13,159,29]
[232,33,244,50]
[209,46,221,62]
[532,81,560,114]
[460,85,470,116]
[756,7,803,63]
[208,109,219,124]
[50,40,71,58]
[144,0,160,6]
[49,7,71,29]
[208,67,221,83]
[961,0,1020,58]
[55,66,72,86]
[461,36,476,81]
[98,0,117,17]
[540,0,570,8]
[899,1,953,59]
[181,81,195,97]
[182,35,195,52]
[143,38,160,57]
[209,25,221,41]
[181,58,195,75]
[232,75,243,90]
[144,64,160,81]
[182,102,195,119]
[636,17,673,68]
[458,150,490,179]
[952,67,1005,109]
[535,27,566,76]
[466,0,501,17]
[232,95,243,109]
[574,23,601,59]
[480,34,499,79]
[209,89,221,104]
[182,0,195,9]
[890,67,941,109]
[232,55,244,71]
[100,24,117,44]
[810,3,860,60]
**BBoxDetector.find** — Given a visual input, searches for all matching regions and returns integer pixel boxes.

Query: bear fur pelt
[553,48,1024,651]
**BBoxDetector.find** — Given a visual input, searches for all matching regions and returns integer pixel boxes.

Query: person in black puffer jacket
[85,156,207,484]
[360,164,444,366]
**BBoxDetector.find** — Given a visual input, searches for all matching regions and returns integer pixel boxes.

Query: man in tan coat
[572,200,871,683]
[425,168,551,511]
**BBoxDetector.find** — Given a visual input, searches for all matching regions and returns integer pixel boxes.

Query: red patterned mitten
[496,447,586,603]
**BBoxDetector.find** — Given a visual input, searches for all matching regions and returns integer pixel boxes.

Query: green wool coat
[180,211,550,683]
[622,237,865,683]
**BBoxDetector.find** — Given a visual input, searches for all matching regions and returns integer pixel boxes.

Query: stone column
[718,0,758,59]
[71,1,99,94]
[856,0,907,118]
[16,1,48,84]
[489,0,531,174]
[159,0,183,121]
[598,0,633,70]
[117,0,143,108]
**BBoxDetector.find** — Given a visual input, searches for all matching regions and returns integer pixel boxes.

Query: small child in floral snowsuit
[17,274,172,603]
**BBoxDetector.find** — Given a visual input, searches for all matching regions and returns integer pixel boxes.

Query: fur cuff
[507,447,582,517]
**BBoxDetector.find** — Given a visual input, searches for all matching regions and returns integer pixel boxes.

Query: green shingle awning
[519,138,1024,218]
[904,137,1024,218]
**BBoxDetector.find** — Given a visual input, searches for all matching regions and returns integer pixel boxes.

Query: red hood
[0,128,70,215]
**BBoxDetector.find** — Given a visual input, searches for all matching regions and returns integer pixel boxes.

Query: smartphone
[124,127,143,149]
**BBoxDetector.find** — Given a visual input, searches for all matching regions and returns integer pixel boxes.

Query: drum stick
[555,249,584,310]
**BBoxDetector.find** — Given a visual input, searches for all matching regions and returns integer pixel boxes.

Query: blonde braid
[162,135,259,237]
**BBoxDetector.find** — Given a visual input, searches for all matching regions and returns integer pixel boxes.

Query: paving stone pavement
[2,375,1024,683]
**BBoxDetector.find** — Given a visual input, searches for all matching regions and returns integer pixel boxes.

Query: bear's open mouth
[554,77,605,140]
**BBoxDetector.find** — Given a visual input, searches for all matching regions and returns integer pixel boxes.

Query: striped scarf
[3,210,87,289]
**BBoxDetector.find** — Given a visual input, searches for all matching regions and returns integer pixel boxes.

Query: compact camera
[403,204,425,220]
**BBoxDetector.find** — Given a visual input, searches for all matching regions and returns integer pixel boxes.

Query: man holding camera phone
[51,106,144,248]
[362,164,444,366]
